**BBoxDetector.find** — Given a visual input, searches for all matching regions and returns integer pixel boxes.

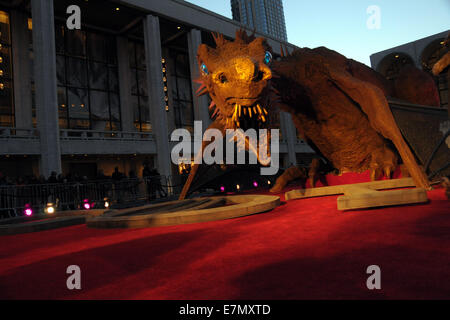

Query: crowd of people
[0,170,112,187]
[0,165,161,187]
[0,164,172,218]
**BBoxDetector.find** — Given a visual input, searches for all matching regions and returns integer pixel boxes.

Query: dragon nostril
[218,73,228,84]
[254,70,265,82]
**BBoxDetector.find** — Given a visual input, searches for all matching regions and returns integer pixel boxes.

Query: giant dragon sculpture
[179,30,441,199]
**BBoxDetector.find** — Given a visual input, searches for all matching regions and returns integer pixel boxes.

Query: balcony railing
[0,127,39,139]
[60,129,154,141]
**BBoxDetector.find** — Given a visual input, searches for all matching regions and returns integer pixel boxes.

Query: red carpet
[0,172,449,300]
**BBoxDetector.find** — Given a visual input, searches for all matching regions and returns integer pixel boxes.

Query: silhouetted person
[47,171,58,184]
[112,167,124,203]
[152,168,167,198]
[143,163,154,200]
[128,170,138,197]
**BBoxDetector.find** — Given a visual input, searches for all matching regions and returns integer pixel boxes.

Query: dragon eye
[201,63,209,75]
[264,51,272,65]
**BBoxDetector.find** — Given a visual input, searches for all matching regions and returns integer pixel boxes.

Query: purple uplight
[220,186,225,192]
[24,204,33,216]
[83,199,91,210]
[253,181,258,187]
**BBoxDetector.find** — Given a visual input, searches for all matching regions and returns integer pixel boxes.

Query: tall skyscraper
[231,0,288,41]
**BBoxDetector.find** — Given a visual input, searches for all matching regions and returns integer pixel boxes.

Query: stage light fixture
[45,203,55,214]
[104,198,110,208]
[24,204,33,216]
[83,199,91,210]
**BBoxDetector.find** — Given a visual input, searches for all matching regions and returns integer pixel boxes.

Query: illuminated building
[0,0,312,181]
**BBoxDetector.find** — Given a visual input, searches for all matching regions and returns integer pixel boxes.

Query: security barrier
[0,175,186,219]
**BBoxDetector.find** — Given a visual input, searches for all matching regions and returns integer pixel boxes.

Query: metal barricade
[0,175,185,219]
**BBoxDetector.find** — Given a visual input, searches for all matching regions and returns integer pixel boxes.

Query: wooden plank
[337,188,428,211]
[285,178,416,200]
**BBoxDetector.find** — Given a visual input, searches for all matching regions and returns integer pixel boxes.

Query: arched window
[377,52,414,80]
[421,38,448,109]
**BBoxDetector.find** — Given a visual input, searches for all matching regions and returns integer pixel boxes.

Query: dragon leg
[270,158,323,193]
[179,120,226,200]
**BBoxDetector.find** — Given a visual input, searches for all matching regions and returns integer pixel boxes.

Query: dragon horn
[271,87,280,95]
[196,83,207,94]
[212,108,220,118]
[197,88,209,96]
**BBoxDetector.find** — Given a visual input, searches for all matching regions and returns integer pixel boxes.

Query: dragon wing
[327,69,431,189]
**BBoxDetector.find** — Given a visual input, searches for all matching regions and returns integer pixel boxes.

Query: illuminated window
[0,10,13,127]
[55,24,121,131]
[168,49,194,133]
[422,38,448,109]
[377,53,414,81]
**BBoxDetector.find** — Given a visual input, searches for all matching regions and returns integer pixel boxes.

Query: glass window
[169,49,194,132]
[129,40,151,132]
[422,39,449,109]
[0,10,13,127]
[55,24,121,131]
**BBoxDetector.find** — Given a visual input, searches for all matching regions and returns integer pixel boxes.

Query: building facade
[0,0,312,182]
[231,0,287,41]
[370,30,449,110]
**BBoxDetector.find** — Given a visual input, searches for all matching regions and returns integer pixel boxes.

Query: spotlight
[236,184,240,190]
[267,180,271,185]
[45,203,55,214]
[253,181,258,187]
[24,204,33,216]
[220,186,225,192]
[104,198,110,208]
[83,199,91,210]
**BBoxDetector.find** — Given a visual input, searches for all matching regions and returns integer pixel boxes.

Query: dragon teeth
[256,104,263,115]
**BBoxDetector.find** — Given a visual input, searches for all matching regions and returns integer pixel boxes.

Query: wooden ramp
[285,178,428,211]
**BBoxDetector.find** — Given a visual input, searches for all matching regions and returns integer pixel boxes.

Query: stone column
[280,112,297,166]
[143,15,171,177]
[116,36,134,132]
[31,0,62,177]
[11,10,32,129]
[187,28,211,128]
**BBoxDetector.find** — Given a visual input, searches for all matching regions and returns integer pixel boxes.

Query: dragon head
[196,30,277,131]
